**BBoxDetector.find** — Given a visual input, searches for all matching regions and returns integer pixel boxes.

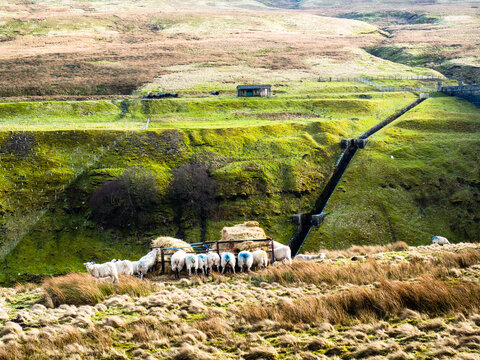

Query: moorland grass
[251,248,480,287]
[41,273,157,307]
[240,275,480,326]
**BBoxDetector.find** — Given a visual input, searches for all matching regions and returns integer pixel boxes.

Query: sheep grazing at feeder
[274,244,292,265]
[111,259,134,276]
[207,252,220,273]
[185,254,199,276]
[197,254,209,275]
[171,250,186,279]
[138,249,158,279]
[237,251,254,272]
[252,250,268,270]
[130,261,140,276]
[84,261,119,283]
[432,236,450,245]
[221,252,236,274]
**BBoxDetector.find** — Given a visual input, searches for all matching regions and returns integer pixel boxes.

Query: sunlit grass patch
[42,273,157,307]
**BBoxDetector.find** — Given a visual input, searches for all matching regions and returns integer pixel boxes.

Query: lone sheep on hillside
[432,236,450,245]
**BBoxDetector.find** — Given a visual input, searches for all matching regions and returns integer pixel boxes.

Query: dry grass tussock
[0,323,118,360]
[240,276,480,326]
[254,248,480,287]
[315,241,410,258]
[41,273,157,307]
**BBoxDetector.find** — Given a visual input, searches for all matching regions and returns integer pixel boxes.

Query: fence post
[216,241,220,257]
[270,239,275,265]
[161,249,165,274]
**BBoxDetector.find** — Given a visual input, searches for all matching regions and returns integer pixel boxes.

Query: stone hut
[237,85,271,97]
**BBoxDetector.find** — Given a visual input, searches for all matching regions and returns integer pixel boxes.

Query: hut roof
[236,85,271,90]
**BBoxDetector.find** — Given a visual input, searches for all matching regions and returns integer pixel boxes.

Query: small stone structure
[440,83,480,107]
[237,85,271,97]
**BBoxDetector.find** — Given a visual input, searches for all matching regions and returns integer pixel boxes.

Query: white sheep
[432,236,450,245]
[138,249,158,279]
[221,252,236,274]
[111,260,134,276]
[252,250,268,270]
[185,254,199,276]
[274,244,292,265]
[237,251,254,272]
[84,261,119,283]
[130,261,140,276]
[171,250,186,279]
[197,254,208,275]
[207,252,220,273]
[294,253,326,261]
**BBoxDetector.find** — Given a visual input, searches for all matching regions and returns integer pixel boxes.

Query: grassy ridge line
[0,92,416,131]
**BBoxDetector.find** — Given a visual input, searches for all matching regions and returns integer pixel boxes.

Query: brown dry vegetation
[41,273,157,306]
[240,276,480,326]
[0,2,392,97]
[1,243,480,359]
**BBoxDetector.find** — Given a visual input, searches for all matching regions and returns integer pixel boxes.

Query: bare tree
[169,160,218,241]
[89,167,160,229]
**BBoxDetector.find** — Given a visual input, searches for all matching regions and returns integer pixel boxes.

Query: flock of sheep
[83,248,157,284]
[83,236,449,283]
[84,240,293,283]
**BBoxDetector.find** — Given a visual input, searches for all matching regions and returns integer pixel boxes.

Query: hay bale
[237,240,271,253]
[150,237,194,274]
[151,237,193,257]
[221,222,266,242]
[221,222,269,254]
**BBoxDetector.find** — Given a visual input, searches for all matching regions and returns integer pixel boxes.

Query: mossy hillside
[0,119,344,285]
[302,96,480,252]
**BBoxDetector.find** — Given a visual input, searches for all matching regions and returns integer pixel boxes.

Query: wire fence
[318,75,446,83]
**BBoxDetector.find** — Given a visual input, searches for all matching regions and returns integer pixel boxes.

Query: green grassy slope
[0,89,417,285]
[303,95,480,252]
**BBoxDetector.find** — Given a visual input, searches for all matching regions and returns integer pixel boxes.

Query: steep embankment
[303,95,480,252]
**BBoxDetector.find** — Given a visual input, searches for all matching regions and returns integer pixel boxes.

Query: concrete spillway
[288,97,426,256]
